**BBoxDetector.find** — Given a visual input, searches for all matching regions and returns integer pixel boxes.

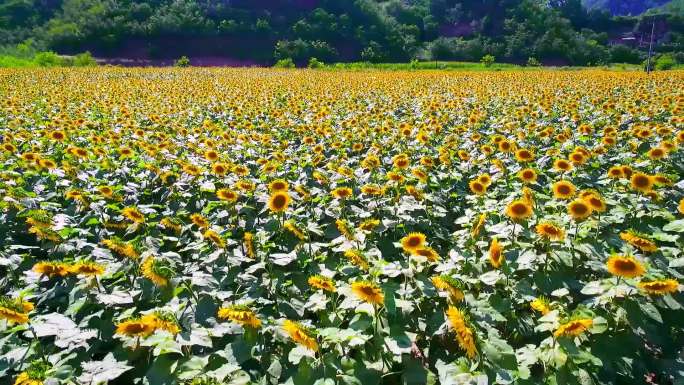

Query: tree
[480,54,495,67]
[174,55,190,67]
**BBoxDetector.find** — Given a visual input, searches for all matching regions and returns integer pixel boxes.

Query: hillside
[582,0,672,15]
[0,0,682,66]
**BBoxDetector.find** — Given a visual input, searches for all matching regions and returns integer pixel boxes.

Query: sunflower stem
[29,324,48,364]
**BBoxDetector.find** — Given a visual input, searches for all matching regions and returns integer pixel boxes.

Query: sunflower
[412,168,428,182]
[630,172,653,193]
[647,147,666,160]
[567,199,592,221]
[33,261,70,277]
[160,217,182,234]
[477,174,492,186]
[336,219,355,240]
[216,188,238,202]
[268,191,291,213]
[115,317,157,337]
[243,232,255,258]
[679,198,684,215]
[49,130,67,141]
[98,185,114,198]
[505,200,533,221]
[14,361,50,385]
[535,222,565,241]
[218,305,261,328]
[190,213,209,228]
[414,246,440,262]
[268,179,289,192]
[308,275,336,292]
[361,184,383,196]
[621,165,634,178]
[102,238,139,259]
[580,191,607,212]
[432,276,464,301]
[468,180,487,195]
[638,279,679,295]
[517,168,537,183]
[145,312,181,335]
[568,151,586,165]
[360,218,380,232]
[522,187,535,206]
[204,150,219,161]
[530,297,551,315]
[607,166,623,179]
[445,306,477,359]
[552,180,576,200]
[554,318,593,338]
[203,230,226,248]
[498,140,513,153]
[331,187,353,199]
[232,164,250,176]
[283,320,318,351]
[400,232,426,253]
[652,174,672,187]
[69,261,105,276]
[0,296,32,324]
[351,281,384,305]
[236,179,255,192]
[393,153,410,169]
[471,213,486,239]
[141,256,173,287]
[515,148,534,162]
[122,207,145,223]
[488,238,504,268]
[606,255,646,278]
[620,231,657,253]
[211,162,228,176]
[283,221,307,240]
[38,159,56,169]
[344,249,369,270]
[160,171,178,184]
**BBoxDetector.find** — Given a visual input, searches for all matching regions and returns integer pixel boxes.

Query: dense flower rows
[0,68,683,385]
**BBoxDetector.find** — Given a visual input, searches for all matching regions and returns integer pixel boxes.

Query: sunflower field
[0,68,683,385]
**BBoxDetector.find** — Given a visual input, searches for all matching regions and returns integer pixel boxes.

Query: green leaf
[402,357,428,385]
[483,331,516,370]
[77,354,132,384]
[639,302,663,323]
[176,356,209,380]
[663,219,684,233]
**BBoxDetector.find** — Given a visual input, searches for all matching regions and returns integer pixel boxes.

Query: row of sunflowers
[0,68,683,385]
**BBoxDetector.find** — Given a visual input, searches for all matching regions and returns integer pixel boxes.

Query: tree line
[0,0,682,66]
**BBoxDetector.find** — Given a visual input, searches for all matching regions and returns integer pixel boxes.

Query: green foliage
[0,42,96,67]
[307,57,324,69]
[480,54,496,67]
[274,39,338,64]
[273,58,295,68]
[527,56,541,66]
[0,54,36,67]
[73,51,96,66]
[0,0,680,66]
[33,51,63,67]
[174,55,191,67]
[654,53,677,70]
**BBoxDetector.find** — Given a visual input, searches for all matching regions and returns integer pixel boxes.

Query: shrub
[274,58,295,68]
[654,54,676,71]
[73,52,97,67]
[174,56,191,67]
[33,51,64,67]
[526,57,541,67]
[307,57,324,69]
[480,54,495,67]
